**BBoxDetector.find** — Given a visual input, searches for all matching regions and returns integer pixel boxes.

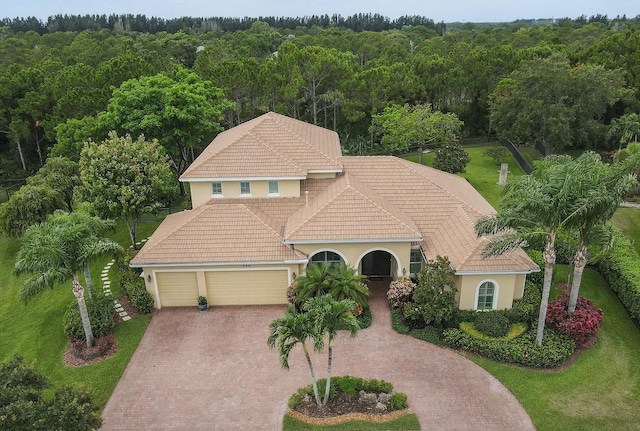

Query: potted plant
[197,296,208,311]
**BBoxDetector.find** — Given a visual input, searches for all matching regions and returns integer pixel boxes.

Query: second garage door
[205,270,288,306]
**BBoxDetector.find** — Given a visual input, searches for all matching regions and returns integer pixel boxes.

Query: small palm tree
[14,211,122,347]
[293,262,334,306]
[267,306,324,406]
[304,295,359,406]
[328,263,370,309]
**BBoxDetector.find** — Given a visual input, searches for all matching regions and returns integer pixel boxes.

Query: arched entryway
[358,250,398,279]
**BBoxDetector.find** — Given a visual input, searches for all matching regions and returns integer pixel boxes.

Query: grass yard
[283,413,421,430]
[403,142,526,207]
[612,207,640,255]
[469,266,640,431]
[0,220,160,408]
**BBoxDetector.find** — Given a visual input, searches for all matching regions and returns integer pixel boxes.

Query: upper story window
[410,249,422,274]
[268,180,279,195]
[476,281,497,311]
[240,181,251,196]
[211,182,222,196]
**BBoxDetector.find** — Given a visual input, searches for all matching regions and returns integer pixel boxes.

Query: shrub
[525,249,544,288]
[506,283,541,325]
[460,322,527,341]
[443,327,575,368]
[433,143,470,174]
[484,146,510,165]
[403,256,457,328]
[390,309,410,335]
[410,326,444,345]
[546,294,603,348]
[337,376,360,395]
[117,251,154,314]
[63,295,115,340]
[356,306,372,329]
[390,392,408,410]
[597,228,640,321]
[474,312,511,338]
[387,277,415,308]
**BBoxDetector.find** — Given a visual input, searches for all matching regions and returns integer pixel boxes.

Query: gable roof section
[130,204,307,266]
[284,172,422,242]
[181,112,342,180]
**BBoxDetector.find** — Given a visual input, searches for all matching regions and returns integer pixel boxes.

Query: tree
[371,104,463,162]
[268,306,324,406]
[565,152,636,314]
[475,156,578,345]
[26,156,80,210]
[433,143,471,174]
[293,262,369,309]
[99,68,234,194]
[293,263,335,307]
[403,256,457,328]
[304,295,359,406]
[0,354,102,431]
[14,210,122,347]
[78,132,178,249]
[608,114,640,150]
[0,184,66,237]
[489,53,628,154]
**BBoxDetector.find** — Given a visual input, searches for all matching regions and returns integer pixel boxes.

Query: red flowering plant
[546,294,603,348]
[387,277,416,309]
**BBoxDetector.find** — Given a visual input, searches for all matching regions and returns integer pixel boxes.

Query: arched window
[476,281,497,310]
[309,251,343,266]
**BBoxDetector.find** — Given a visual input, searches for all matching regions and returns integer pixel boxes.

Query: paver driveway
[101,284,534,430]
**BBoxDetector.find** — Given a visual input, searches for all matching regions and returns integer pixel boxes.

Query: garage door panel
[156,272,199,307]
[205,270,288,306]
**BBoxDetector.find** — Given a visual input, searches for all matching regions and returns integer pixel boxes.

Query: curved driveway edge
[100,288,534,430]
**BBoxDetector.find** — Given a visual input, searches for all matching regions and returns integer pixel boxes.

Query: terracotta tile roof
[284,173,422,242]
[181,112,342,180]
[130,204,307,266]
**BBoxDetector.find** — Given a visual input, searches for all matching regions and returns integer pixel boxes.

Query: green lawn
[283,413,421,430]
[404,142,527,207]
[0,220,160,409]
[612,207,640,255]
[469,266,640,431]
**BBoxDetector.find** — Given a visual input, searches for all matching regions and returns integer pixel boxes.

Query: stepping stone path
[100,238,147,322]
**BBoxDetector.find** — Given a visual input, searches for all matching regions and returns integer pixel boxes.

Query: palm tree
[304,295,359,405]
[328,263,370,309]
[14,211,122,347]
[267,306,324,406]
[293,262,334,306]
[565,152,637,314]
[475,156,577,346]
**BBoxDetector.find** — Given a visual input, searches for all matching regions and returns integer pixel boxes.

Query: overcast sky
[2,0,638,23]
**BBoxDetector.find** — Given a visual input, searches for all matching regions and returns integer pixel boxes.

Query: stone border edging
[286,408,414,426]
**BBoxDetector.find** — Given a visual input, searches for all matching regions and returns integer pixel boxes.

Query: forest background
[1,12,639,188]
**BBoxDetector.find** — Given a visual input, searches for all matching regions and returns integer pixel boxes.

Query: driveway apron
[100,283,534,430]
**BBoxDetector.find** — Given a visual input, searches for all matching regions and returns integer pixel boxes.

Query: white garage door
[156,272,199,307]
[205,270,288,306]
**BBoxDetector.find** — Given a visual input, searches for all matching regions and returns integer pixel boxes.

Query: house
[130,112,538,310]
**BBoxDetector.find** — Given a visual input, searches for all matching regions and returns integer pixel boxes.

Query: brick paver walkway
[100,282,534,430]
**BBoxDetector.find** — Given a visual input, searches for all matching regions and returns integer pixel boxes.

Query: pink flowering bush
[546,294,603,348]
[387,277,416,308]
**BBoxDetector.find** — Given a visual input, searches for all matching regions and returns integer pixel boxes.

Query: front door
[361,251,392,276]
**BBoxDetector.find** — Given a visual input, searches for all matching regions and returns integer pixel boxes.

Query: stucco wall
[187,180,301,208]
[456,273,526,310]
[293,241,412,277]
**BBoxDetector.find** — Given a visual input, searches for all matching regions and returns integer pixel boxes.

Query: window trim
[211,181,223,197]
[307,250,345,268]
[240,181,251,196]
[475,279,499,311]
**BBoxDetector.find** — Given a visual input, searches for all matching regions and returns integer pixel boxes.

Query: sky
[1,0,638,23]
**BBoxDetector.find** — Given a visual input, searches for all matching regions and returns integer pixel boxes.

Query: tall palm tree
[304,295,359,405]
[565,152,637,314]
[476,155,577,346]
[268,306,324,406]
[328,263,370,309]
[14,211,122,347]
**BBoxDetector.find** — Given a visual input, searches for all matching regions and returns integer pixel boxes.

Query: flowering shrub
[546,294,603,348]
[286,283,296,306]
[386,277,416,308]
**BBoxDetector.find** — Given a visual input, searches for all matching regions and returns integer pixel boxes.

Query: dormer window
[268,180,279,196]
[240,181,251,196]
[211,182,222,196]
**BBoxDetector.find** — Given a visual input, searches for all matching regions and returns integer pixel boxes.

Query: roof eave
[130,258,309,268]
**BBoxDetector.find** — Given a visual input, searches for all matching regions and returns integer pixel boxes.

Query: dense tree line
[0,14,639,182]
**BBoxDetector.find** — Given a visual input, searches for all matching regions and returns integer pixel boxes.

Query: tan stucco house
[131,112,538,310]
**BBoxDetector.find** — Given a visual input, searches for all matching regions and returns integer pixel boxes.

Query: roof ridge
[248,130,306,175]
[240,204,286,240]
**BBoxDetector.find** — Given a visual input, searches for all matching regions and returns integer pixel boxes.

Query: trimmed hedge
[459,322,527,341]
[597,228,640,321]
[474,312,511,337]
[62,295,115,340]
[443,327,575,368]
[116,251,154,314]
[356,306,372,329]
